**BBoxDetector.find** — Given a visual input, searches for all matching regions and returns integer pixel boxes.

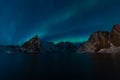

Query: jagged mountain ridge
[20,35,78,53]
[79,24,120,53]
[2,24,120,54]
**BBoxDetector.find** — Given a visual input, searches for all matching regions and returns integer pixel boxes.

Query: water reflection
[26,54,38,80]
[90,53,120,80]
[1,52,120,80]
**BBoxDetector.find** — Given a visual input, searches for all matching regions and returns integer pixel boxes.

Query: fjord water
[0,52,120,80]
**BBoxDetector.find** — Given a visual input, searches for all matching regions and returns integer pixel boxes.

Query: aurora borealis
[0,0,120,45]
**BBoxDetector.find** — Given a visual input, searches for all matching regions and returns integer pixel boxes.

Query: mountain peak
[79,24,120,53]
[21,35,41,53]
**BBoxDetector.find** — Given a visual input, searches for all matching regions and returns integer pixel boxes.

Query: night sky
[0,0,120,45]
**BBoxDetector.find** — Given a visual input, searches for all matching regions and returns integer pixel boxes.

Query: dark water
[0,52,120,80]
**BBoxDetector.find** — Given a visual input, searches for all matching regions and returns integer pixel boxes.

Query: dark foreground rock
[21,35,41,53]
[79,24,120,53]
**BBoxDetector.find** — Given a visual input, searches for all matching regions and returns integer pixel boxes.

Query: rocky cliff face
[79,24,120,53]
[110,24,120,46]
[21,35,41,53]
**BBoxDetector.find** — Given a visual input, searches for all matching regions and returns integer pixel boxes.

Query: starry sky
[0,0,120,45]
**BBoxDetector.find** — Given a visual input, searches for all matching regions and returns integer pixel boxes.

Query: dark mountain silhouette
[20,36,77,53]
[21,35,41,53]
